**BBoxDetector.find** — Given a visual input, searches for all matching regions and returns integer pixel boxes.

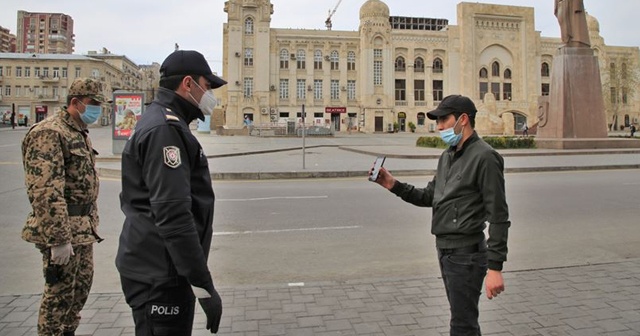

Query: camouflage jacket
[22,107,100,246]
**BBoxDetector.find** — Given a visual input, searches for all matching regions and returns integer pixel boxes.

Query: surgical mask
[189,81,217,116]
[439,116,463,146]
[78,101,102,124]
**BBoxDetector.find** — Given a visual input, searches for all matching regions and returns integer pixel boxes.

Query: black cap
[160,50,227,89]
[427,94,477,120]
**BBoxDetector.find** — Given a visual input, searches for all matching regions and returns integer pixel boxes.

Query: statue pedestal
[537,47,608,142]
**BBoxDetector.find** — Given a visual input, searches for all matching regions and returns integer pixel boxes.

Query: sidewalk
[2,259,639,335]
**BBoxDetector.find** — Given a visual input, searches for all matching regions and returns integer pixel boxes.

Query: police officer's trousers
[121,276,196,336]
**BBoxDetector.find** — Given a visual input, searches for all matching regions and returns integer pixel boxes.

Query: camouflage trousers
[37,244,94,336]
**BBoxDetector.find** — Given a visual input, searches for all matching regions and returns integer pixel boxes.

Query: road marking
[219,195,328,202]
[214,225,361,236]
[288,282,305,287]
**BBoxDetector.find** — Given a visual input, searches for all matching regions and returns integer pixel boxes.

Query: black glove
[198,289,222,333]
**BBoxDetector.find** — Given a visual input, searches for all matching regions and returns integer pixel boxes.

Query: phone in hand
[368,156,386,182]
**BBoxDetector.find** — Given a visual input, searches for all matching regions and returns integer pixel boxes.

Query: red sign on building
[325,107,346,114]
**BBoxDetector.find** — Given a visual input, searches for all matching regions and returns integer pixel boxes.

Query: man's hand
[371,167,396,190]
[193,286,222,333]
[50,242,74,265]
[485,269,505,299]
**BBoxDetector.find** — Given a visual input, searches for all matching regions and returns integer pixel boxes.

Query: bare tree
[602,56,640,131]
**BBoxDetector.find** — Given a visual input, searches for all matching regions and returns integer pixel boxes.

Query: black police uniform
[116,87,216,335]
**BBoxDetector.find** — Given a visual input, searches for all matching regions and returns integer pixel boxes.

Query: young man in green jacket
[373,94,511,336]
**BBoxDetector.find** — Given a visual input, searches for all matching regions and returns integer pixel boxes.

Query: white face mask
[189,80,217,115]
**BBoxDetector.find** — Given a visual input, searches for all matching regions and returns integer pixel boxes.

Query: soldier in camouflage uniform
[22,78,106,336]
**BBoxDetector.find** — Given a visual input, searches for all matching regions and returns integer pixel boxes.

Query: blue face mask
[79,101,102,124]
[439,116,463,146]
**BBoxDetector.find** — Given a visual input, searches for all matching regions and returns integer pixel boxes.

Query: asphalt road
[2,161,639,295]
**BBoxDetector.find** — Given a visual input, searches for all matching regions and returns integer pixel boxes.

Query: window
[314,79,323,100]
[541,83,550,96]
[480,82,489,99]
[330,80,340,100]
[395,79,406,101]
[610,87,617,104]
[374,49,383,58]
[62,67,67,78]
[503,83,512,100]
[297,49,306,70]
[433,80,443,101]
[492,62,500,77]
[541,62,550,77]
[75,67,81,77]
[347,80,356,100]
[5,67,10,77]
[43,67,49,77]
[35,67,41,77]
[610,63,616,79]
[4,86,11,96]
[330,50,339,70]
[243,77,253,98]
[297,79,306,99]
[279,112,289,118]
[395,56,406,72]
[347,51,356,71]
[374,61,382,86]
[622,87,628,104]
[244,17,254,35]
[414,57,424,72]
[25,67,31,77]
[91,69,99,78]
[314,50,323,70]
[53,67,60,78]
[279,79,289,99]
[504,69,512,79]
[479,68,488,78]
[433,58,443,73]
[280,49,289,69]
[0,66,3,76]
[16,67,22,77]
[491,82,500,100]
[414,80,425,101]
[417,112,426,126]
[53,86,59,98]
[15,86,21,97]
[244,48,253,66]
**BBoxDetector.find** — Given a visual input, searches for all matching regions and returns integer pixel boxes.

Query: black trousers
[120,276,196,336]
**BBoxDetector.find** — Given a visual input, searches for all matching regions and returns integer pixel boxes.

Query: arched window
[314,50,323,70]
[504,69,512,79]
[492,61,500,77]
[433,58,443,73]
[414,57,424,72]
[244,17,254,35]
[347,51,356,71]
[479,68,488,78]
[330,50,339,70]
[296,49,306,70]
[541,62,550,77]
[395,56,406,71]
[279,49,289,69]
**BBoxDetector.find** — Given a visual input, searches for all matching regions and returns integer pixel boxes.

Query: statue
[554,0,590,47]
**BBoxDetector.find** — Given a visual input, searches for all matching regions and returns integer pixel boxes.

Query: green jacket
[390,132,510,270]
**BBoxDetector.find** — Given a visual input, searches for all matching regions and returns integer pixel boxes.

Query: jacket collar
[447,131,480,157]
[155,87,204,123]
[60,107,86,133]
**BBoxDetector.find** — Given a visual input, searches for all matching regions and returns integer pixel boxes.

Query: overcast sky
[1,0,638,72]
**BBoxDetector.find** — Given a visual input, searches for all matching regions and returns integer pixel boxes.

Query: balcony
[40,76,60,83]
[38,95,60,102]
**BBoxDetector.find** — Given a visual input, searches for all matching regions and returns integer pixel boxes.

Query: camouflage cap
[69,77,107,103]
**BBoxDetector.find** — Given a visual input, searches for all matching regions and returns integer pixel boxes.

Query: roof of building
[0,53,97,61]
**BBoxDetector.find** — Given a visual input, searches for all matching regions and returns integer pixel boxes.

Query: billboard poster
[113,92,144,139]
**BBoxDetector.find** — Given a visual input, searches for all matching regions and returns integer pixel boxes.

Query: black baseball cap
[427,94,477,120]
[160,50,227,89]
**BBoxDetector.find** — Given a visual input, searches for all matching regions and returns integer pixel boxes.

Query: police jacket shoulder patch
[163,146,181,168]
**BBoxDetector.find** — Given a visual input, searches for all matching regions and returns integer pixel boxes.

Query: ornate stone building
[221,0,639,134]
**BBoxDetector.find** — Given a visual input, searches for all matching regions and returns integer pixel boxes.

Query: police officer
[22,78,105,336]
[116,50,226,335]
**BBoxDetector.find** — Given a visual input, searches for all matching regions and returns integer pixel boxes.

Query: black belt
[67,204,93,217]
[439,241,485,255]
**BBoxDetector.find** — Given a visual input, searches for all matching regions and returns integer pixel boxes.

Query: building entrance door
[375,116,384,132]
[331,114,341,131]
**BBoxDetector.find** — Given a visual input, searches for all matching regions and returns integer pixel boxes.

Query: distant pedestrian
[10,111,15,129]
[371,94,511,336]
[630,124,636,137]
[522,124,529,137]
[22,77,106,336]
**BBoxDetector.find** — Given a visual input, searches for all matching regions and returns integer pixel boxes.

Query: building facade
[221,0,640,134]
[0,26,17,53]
[0,52,152,125]
[16,11,75,54]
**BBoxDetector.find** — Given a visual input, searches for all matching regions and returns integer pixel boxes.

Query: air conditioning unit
[340,86,346,91]
[324,55,331,61]
[307,85,313,92]
[260,107,268,115]
[290,54,296,60]
[269,85,276,91]
[270,108,277,114]
[234,52,241,57]
[235,81,241,86]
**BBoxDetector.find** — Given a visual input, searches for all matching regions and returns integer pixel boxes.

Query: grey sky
[1,0,638,71]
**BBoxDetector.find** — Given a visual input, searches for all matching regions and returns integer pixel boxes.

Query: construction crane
[325,0,343,30]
